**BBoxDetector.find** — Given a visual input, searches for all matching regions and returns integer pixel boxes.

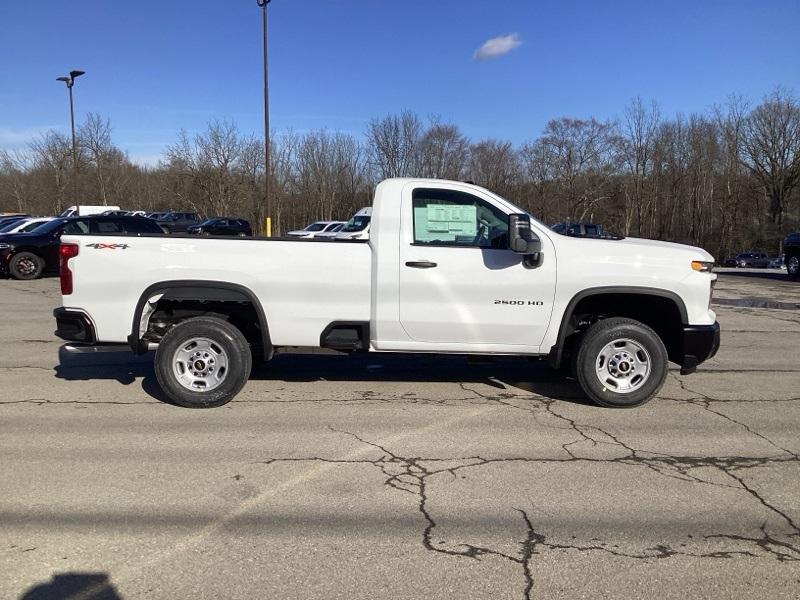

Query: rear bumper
[53,308,97,344]
[679,322,720,375]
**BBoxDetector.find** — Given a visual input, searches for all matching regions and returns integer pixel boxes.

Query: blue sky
[1,0,798,165]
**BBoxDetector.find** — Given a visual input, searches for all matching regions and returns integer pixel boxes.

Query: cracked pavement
[1,274,799,599]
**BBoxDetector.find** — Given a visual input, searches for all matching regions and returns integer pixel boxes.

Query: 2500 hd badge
[495,299,544,306]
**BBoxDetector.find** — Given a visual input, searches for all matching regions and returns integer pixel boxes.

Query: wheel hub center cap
[608,352,636,378]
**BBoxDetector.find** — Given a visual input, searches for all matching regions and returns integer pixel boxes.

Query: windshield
[304,222,327,232]
[0,219,25,233]
[201,219,222,226]
[18,220,50,233]
[31,219,67,235]
[341,216,370,232]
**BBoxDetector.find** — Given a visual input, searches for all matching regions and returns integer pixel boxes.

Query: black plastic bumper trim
[53,308,97,344]
[680,322,720,375]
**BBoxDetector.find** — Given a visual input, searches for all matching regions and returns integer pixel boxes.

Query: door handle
[405,261,437,269]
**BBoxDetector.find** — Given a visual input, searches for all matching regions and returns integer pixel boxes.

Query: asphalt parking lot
[1,273,799,599]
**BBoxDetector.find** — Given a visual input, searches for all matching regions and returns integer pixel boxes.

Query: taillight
[59,243,79,295]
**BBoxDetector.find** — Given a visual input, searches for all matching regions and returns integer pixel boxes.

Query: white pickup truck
[54,179,720,409]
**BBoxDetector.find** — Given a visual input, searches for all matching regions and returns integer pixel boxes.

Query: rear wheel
[573,317,668,408]
[155,317,252,408]
[787,255,799,278]
[9,252,44,280]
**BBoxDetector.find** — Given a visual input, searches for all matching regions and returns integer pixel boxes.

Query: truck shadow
[54,347,590,406]
[19,571,122,599]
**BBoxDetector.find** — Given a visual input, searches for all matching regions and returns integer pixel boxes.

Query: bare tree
[0,150,35,213]
[739,88,800,232]
[27,131,73,214]
[468,139,519,199]
[619,98,660,236]
[2,93,798,254]
[366,110,421,179]
[712,96,750,258]
[417,119,469,180]
[538,118,617,222]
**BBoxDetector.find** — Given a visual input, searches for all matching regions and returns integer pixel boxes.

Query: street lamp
[257,0,272,237]
[56,70,85,197]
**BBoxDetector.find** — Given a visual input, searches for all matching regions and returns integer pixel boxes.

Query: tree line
[1,89,799,259]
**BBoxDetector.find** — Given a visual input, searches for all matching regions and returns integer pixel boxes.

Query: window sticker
[415,203,477,242]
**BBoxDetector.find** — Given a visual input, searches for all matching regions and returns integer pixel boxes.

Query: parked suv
[156,212,202,233]
[187,218,252,237]
[0,216,163,280]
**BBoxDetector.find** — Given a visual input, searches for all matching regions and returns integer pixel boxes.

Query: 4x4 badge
[85,243,130,250]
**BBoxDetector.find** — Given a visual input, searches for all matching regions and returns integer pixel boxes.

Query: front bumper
[679,322,720,375]
[53,308,97,344]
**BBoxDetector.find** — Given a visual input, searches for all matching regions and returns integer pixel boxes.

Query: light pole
[56,70,85,202]
[257,0,272,236]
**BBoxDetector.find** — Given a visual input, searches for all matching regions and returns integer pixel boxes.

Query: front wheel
[154,317,252,408]
[573,317,668,408]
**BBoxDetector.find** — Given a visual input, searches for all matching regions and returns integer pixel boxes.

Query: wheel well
[130,282,272,361]
[12,247,44,259]
[553,292,685,367]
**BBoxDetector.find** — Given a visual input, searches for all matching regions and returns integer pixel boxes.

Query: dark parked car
[551,221,617,239]
[156,211,202,233]
[0,216,163,280]
[734,252,770,268]
[785,233,800,278]
[187,218,252,237]
[721,256,738,267]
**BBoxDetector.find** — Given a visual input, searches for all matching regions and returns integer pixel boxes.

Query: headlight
[691,261,714,272]
[0,243,13,251]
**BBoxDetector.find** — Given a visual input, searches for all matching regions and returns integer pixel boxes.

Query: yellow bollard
[265,216,272,238]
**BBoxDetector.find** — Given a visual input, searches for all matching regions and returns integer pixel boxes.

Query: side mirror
[508,213,542,254]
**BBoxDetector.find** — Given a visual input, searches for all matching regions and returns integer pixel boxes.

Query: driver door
[398,186,555,348]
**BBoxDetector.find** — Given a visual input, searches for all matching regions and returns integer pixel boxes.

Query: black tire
[154,317,252,408]
[573,317,668,408]
[9,252,44,280]
[787,255,800,279]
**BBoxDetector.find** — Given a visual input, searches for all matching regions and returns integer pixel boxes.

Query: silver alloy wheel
[595,338,651,394]
[16,256,36,276]
[172,337,229,392]
[788,256,799,276]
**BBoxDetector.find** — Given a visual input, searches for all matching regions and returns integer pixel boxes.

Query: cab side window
[92,220,123,234]
[412,188,508,249]
[63,220,89,234]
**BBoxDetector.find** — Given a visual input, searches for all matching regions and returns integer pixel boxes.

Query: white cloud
[0,126,56,149]
[473,33,522,61]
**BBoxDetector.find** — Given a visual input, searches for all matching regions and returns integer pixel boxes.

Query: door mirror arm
[508,213,543,269]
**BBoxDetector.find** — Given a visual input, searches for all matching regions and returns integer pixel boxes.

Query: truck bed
[61,234,372,346]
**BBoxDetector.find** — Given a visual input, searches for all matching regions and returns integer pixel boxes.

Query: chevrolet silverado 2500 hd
[53,179,720,408]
